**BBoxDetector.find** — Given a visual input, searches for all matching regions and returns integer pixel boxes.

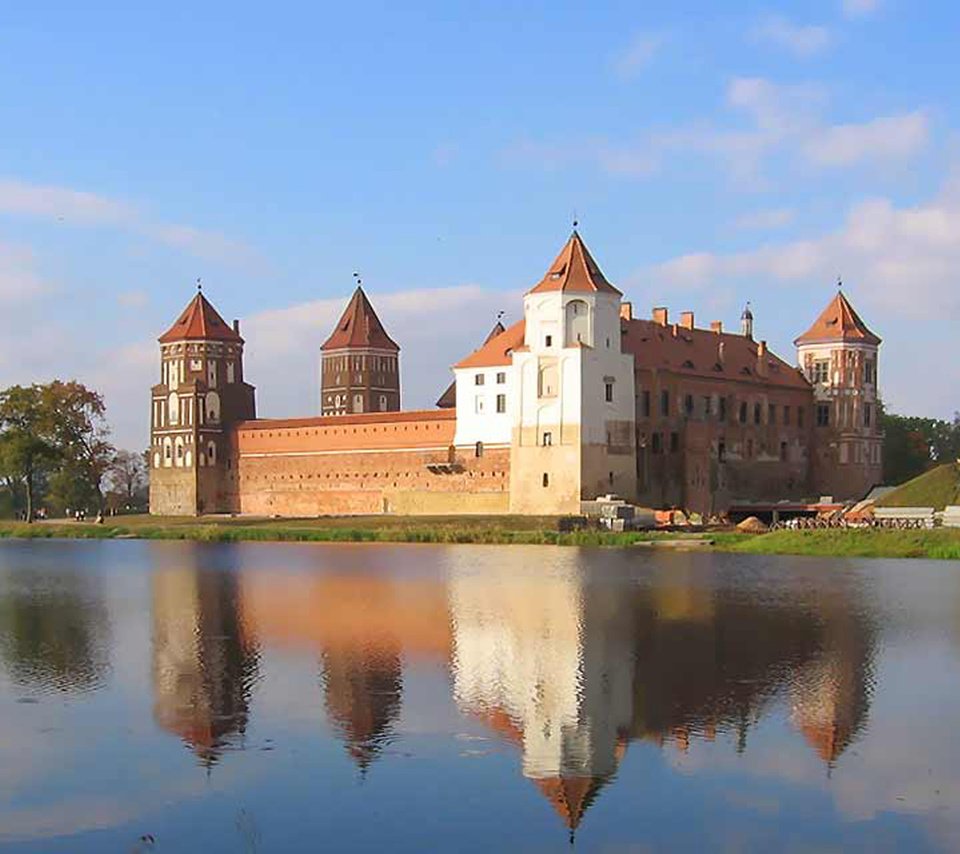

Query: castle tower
[740,302,754,338]
[149,289,256,516]
[320,286,400,416]
[795,290,882,500]
[509,231,637,514]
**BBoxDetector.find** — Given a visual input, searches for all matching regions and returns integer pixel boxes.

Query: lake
[0,540,958,852]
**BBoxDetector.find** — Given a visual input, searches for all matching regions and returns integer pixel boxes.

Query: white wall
[453,364,514,447]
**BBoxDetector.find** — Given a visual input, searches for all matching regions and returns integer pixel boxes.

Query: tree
[43,381,115,515]
[882,411,960,486]
[0,385,60,522]
[107,449,148,510]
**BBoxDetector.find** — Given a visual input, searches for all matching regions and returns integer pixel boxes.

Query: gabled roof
[322,286,400,353]
[795,291,881,346]
[454,319,526,369]
[159,291,243,344]
[437,320,506,406]
[622,319,810,390]
[527,231,622,296]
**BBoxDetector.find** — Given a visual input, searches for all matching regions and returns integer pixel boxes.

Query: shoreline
[1,517,959,559]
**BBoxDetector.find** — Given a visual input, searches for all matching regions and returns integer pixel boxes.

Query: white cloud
[843,0,881,19]
[0,240,46,302]
[116,290,149,309]
[751,15,832,57]
[612,32,664,79]
[0,177,258,267]
[802,111,929,167]
[734,208,796,230]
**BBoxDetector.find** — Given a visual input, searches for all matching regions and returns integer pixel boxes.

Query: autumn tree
[0,385,60,522]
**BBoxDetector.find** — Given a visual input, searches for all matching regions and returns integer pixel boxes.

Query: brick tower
[320,286,400,416]
[796,289,882,501]
[149,288,256,515]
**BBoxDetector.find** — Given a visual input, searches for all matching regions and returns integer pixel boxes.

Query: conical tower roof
[436,319,507,407]
[321,286,400,352]
[527,231,621,296]
[795,291,880,346]
[159,291,243,344]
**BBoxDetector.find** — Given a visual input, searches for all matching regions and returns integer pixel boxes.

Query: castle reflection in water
[150,547,874,832]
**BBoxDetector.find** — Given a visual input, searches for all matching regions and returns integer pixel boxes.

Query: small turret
[741,302,754,339]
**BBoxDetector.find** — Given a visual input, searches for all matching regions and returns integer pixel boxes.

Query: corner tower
[320,286,400,416]
[796,290,882,501]
[510,231,637,514]
[149,288,256,516]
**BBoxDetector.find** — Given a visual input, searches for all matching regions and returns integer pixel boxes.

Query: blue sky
[0,0,957,448]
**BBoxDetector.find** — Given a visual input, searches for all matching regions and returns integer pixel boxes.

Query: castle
[149,231,882,517]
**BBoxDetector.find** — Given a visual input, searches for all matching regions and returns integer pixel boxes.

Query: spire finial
[496,310,505,322]
[353,271,362,289]
[837,274,843,291]
[572,209,579,232]
[196,277,202,293]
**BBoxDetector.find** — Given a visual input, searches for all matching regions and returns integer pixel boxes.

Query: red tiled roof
[795,292,881,346]
[533,776,608,831]
[437,320,507,406]
[159,292,243,344]
[528,231,622,296]
[622,319,810,389]
[454,319,526,369]
[321,286,400,352]
[237,408,456,431]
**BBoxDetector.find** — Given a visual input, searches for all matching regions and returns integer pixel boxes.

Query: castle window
[864,358,875,384]
[799,407,806,428]
[864,403,872,428]
[718,396,727,422]
[542,431,552,446]
[538,359,558,399]
[660,390,670,417]
[354,394,363,412]
[768,403,776,424]
[379,395,387,411]
[718,439,727,462]
[783,405,791,425]
[754,403,762,425]
[208,442,216,464]
[812,360,829,384]
[651,433,663,454]
[475,441,484,458]
[641,390,651,418]
[605,382,614,403]
[545,335,553,347]
[670,432,679,453]
[474,396,485,414]
[780,441,788,461]
[496,394,506,413]
[475,373,485,386]
[168,392,180,426]
[816,403,831,427]
[684,394,694,417]
[226,362,236,384]
[496,372,506,384]
[747,438,754,458]
[542,473,549,487]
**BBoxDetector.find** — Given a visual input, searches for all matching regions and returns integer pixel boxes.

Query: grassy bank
[1,516,959,559]
[719,528,960,560]
[0,515,711,548]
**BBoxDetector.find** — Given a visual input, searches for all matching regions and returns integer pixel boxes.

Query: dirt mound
[736,516,769,534]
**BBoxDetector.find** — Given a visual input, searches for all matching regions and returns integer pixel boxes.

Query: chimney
[233,319,240,334]
[620,302,633,321]
[652,307,669,326]
[680,311,695,330]
[710,321,723,334]
[757,340,768,376]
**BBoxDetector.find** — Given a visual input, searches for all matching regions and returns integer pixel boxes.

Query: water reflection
[235,549,876,834]
[0,565,110,694]
[152,550,260,766]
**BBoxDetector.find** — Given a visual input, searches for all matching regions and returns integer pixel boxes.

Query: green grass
[719,527,960,560]
[876,463,960,511]
[0,515,714,548]
[1,515,959,559]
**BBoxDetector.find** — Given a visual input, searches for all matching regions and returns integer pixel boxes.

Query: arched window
[565,299,590,347]
[379,394,387,411]
[475,441,484,458]
[206,391,221,423]
[208,442,217,464]
[168,392,180,425]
